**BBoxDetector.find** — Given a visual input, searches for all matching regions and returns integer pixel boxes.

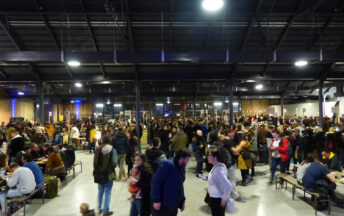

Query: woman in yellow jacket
[89,126,97,143]
[237,140,252,186]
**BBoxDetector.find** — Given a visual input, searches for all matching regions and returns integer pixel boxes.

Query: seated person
[46,147,65,176]
[14,146,32,166]
[22,153,45,189]
[302,159,335,192]
[0,154,9,175]
[39,143,51,158]
[30,143,41,160]
[321,148,341,172]
[297,153,314,184]
[0,163,36,216]
[61,144,76,168]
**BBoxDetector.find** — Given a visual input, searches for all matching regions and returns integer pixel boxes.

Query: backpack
[45,175,58,198]
[93,146,114,184]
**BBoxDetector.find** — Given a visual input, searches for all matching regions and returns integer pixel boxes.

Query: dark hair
[0,154,8,169]
[319,158,328,165]
[62,144,68,149]
[102,135,111,144]
[208,130,218,143]
[43,143,51,148]
[209,148,225,163]
[175,150,191,161]
[321,148,330,154]
[23,146,31,152]
[304,153,314,163]
[47,147,55,154]
[152,137,161,147]
[118,128,124,133]
[22,153,32,162]
[135,153,153,174]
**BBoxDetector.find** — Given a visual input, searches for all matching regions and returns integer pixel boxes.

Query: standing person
[70,123,80,148]
[237,140,252,186]
[150,150,191,216]
[193,130,206,175]
[112,128,129,181]
[207,148,234,216]
[8,130,25,163]
[127,136,138,175]
[269,131,290,184]
[93,135,117,216]
[159,125,170,157]
[128,154,153,216]
[171,126,188,157]
[145,137,167,173]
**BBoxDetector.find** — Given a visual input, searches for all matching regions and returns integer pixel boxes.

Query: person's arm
[326,173,337,184]
[7,170,19,188]
[112,148,118,167]
[275,138,288,153]
[213,167,232,202]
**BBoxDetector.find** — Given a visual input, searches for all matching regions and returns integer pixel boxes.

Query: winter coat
[172,131,188,152]
[150,159,186,211]
[237,141,252,170]
[93,144,117,181]
[145,148,167,173]
[272,137,290,162]
[112,133,129,155]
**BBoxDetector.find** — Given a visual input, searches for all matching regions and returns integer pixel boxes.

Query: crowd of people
[1,113,344,216]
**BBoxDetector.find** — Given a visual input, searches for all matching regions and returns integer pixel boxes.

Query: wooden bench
[275,173,331,216]
[7,183,47,216]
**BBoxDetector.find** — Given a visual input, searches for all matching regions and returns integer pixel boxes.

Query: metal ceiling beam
[79,0,106,78]
[240,0,264,51]
[0,68,8,80]
[124,0,135,51]
[1,15,41,80]
[308,0,344,51]
[1,51,343,63]
[169,0,174,51]
[203,23,212,51]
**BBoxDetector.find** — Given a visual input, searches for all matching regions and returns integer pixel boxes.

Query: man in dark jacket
[145,137,167,173]
[112,128,129,181]
[151,150,191,216]
[8,130,25,163]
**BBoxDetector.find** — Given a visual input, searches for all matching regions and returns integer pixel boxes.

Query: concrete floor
[12,151,344,216]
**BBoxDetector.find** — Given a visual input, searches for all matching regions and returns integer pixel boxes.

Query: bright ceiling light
[214,102,222,106]
[294,60,308,67]
[67,60,81,67]
[106,100,111,105]
[233,102,239,106]
[18,91,24,95]
[70,100,74,103]
[156,103,163,106]
[75,82,82,88]
[101,81,111,84]
[202,0,224,11]
[96,103,104,108]
[114,104,122,107]
[255,84,263,90]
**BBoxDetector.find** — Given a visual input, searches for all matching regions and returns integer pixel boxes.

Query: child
[80,203,95,216]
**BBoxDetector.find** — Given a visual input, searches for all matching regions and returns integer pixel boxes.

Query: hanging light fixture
[202,0,224,11]
[294,60,308,67]
[67,60,81,67]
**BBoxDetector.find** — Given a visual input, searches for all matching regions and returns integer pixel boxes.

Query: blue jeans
[270,157,286,183]
[130,198,142,216]
[98,181,113,213]
[36,182,44,189]
[0,189,23,214]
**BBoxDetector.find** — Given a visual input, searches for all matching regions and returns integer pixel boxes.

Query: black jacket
[112,133,129,154]
[9,136,25,157]
[136,166,153,216]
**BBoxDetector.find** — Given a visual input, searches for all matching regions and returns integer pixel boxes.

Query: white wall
[269,100,343,117]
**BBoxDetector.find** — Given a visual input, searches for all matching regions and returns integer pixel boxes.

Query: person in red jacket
[269,131,290,184]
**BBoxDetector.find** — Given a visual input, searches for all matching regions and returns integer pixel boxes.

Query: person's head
[172,126,177,133]
[218,134,225,142]
[9,163,20,172]
[152,137,161,148]
[102,135,111,144]
[42,143,50,151]
[207,148,224,165]
[117,127,124,134]
[10,130,19,138]
[47,147,55,154]
[294,129,300,136]
[21,153,32,164]
[80,203,90,215]
[174,150,191,168]
[304,153,315,163]
[274,130,281,138]
[0,154,8,168]
[31,143,39,151]
[62,144,68,149]
[196,130,203,137]
[321,148,331,158]
[23,146,32,154]
[135,154,147,167]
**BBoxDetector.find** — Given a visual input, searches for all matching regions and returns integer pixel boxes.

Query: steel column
[319,80,324,128]
[39,82,44,123]
[135,81,141,152]
[228,77,234,126]
[280,95,284,121]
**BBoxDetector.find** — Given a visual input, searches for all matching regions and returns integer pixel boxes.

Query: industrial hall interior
[1,0,344,216]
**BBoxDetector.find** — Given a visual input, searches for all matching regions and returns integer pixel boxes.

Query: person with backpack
[145,137,167,173]
[93,135,118,216]
[269,131,290,185]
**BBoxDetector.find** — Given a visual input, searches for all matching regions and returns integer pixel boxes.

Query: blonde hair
[80,203,89,214]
